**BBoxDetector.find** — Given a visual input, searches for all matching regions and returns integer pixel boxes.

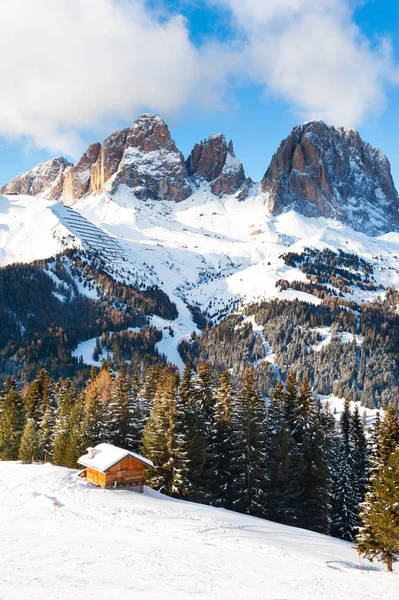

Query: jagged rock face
[186,134,247,196]
[62,143,101,203]
[0,157,72,200]
[261,121,399,235]
[89,114,192,202]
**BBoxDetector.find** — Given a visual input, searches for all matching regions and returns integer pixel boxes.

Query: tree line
[0,363,398,571]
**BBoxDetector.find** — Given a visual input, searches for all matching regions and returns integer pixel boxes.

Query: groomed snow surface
[0,462,396,600]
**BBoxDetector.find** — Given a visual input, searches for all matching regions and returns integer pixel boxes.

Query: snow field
[0,462,397,600]
[3,184,399,368]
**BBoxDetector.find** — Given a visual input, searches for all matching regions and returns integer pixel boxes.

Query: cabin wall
[86,467,106,488]
[105,455,145,489]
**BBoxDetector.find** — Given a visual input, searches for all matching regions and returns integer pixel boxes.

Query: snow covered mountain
[0,461,396,599]
[2,115,397,236]
[1,114,399,384]
[262,120,399,236]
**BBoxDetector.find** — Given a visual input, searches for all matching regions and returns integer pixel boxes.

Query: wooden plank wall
[105,456,145,488]
[86,467,106,488]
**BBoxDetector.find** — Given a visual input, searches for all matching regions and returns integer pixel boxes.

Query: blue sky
[0,0,398,187]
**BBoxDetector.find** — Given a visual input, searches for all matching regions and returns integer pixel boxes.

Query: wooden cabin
[78,443,153,492]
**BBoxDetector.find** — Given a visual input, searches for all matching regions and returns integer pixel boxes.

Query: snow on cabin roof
[78,443,153,473]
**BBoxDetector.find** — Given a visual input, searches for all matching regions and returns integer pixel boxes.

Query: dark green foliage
[357,447,399,572]
[0,379,25,460]
[0,250,176,383]
[209,370,235,507]
[141,370,190,496]
[18,418,40,464]
[187,294,399,410]
[230,368,268,517]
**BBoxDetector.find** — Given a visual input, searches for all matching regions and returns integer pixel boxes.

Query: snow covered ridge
[2,188,399,335]
[0,462,396,599]
[2,115,397,235]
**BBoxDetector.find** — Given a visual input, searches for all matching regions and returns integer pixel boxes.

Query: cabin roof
[78,443,154,473]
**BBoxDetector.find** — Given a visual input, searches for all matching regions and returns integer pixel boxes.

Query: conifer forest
[1,361,398,571]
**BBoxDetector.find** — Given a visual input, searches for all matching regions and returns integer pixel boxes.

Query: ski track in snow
[0,462,396,600]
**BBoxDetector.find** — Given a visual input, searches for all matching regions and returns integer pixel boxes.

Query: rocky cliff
[0,157,72,200]
[63,114,192,203]
[1,117,398,236]
[186,133,248,196]
[261,121,399,235]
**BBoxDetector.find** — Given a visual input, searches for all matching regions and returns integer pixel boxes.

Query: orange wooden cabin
[78,443,153,492]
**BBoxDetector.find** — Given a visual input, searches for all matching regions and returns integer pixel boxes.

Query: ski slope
[0,462,395,600]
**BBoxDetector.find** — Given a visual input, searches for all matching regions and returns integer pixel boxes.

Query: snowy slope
[72,184,399,318]
[3,184,399,366]
[0,462,396,600]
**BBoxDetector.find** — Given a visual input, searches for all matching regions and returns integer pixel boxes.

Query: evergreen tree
[266,379,298,525]
[18,418,40,464]
[292,377,329,533]
[183,364,208,500]
[64,395,87,468]
[126,372,148,451]
[376,406,399,465]
[24,369,53,424]
[357,447,399,572]
[141,370,189,496]
[283,371,298,433]
[210,370,235,507]
[231,368,268,517]
[351,404,368,505]
[330,398,358,541]
[82,367,114,445]
[108,366,131,447]
[0,380,25,460]
[38,379,57,462]
[52,379,76,466]
[194,362,215,434]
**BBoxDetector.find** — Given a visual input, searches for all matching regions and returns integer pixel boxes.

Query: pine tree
[283,370,298,433]
[126,372,148,451]
[0,381,25,460]
[351,404,368,506]
[24,369,53,424]
[141,370,189,496]
[376,406,399,465]
[52,379,75,466]
[183,364,208,500]
[330,398,358,541]
[64,395,87,468]
[194,362,215,435]
[38,379,57,462]
[356,446,399,572]
[108,366,131,447]
[231,367,268,517]
[292,378,329,533]
[18,418,40,464]
[82,367,114,445]
[266,379,298,525]
[210,370,235,507]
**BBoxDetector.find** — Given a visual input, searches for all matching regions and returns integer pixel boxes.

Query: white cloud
[0,0,234,155]
[215,0,399,127]
[0,0,397,156]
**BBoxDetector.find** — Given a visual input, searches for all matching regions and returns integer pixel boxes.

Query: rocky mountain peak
[125,113,178,153]
[186,133,248,197]
[0,157,72,200]
[261,120,399,235]
[63,113,191,203]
